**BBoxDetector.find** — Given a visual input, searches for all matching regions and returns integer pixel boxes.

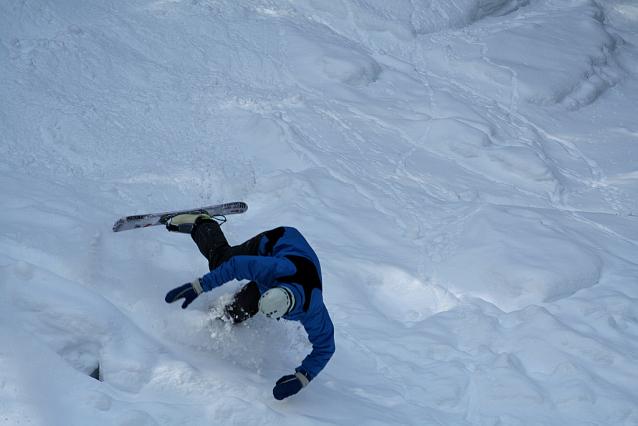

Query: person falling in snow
[164,214,335,400]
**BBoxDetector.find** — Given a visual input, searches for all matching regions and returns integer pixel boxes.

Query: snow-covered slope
[1,0,638,424]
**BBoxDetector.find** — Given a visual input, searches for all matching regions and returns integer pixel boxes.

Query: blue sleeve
[297,289,335,379]
[200,256,297,292]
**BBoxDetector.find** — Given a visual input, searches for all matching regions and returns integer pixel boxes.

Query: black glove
[273,370,311,400]
[165,278,204,309]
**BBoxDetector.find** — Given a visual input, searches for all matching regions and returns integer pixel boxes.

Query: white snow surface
[2,0,638,424]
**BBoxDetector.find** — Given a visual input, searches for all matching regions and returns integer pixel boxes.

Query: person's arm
[298,289,335,379]
[200,255,297,291]
[166,256,297,309]
[272,289,335,400]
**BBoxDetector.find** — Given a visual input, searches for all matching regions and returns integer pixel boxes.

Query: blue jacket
[200,227,335,379]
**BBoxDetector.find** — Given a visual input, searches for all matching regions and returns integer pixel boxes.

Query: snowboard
[112,202,248,232]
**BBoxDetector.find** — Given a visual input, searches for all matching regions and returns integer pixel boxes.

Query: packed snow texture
[1,0,638,425]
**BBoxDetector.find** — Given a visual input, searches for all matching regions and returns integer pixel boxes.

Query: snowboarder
[164,214,335,400]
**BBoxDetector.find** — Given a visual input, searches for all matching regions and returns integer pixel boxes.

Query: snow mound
[286,27,381,86]
[423,118,561,199]
[302,0,528,38]
[423,1,621,109]
[431,205,603,311]
[5,258,163,393]
[357,263,458,322]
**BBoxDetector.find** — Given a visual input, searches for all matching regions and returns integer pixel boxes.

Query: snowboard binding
[166,214,227,233]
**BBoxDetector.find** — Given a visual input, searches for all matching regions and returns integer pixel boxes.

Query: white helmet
[259,287,295,319]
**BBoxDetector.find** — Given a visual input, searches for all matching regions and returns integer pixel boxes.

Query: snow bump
[432,205,603,312]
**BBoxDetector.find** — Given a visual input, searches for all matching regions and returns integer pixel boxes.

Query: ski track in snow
[2,0,638,425]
